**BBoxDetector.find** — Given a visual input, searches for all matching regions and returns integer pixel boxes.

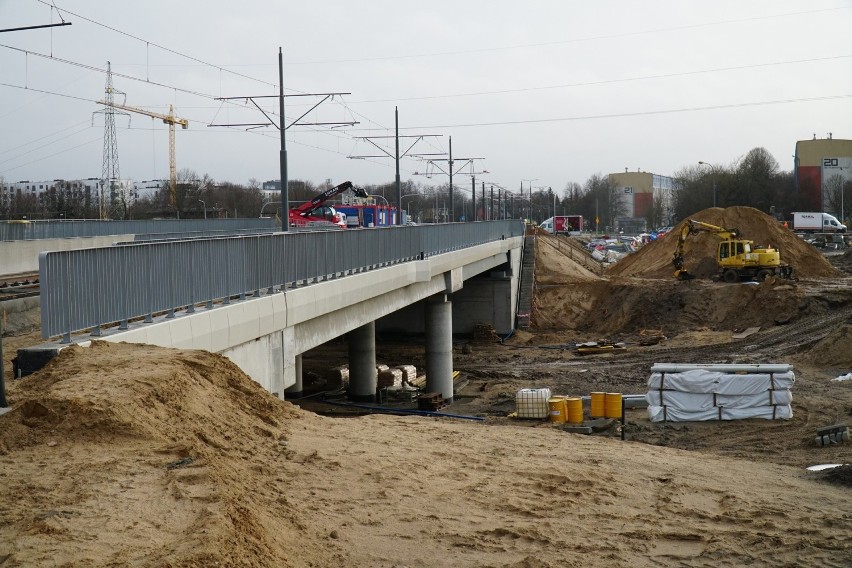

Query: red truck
[540,215,584,234]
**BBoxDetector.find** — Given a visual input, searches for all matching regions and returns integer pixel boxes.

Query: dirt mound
[534,235,602,283]
[800,324,852,367]
[607,206,839,280]
[0,341,339,567]
[529,222,830,334]
[531,235,603,328]
[534,276,806,335]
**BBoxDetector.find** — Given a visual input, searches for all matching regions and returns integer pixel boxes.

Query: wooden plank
[732,326,761,339]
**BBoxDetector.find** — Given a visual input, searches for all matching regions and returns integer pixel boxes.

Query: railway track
[0,271,40,301]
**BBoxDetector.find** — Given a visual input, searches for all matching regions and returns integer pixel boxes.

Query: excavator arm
[672,223,693,279]
[672,220,741,280]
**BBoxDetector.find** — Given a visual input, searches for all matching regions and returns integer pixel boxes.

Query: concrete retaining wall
[0,235,135,276]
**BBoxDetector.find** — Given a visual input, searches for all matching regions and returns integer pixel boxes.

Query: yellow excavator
[673,220,794,282]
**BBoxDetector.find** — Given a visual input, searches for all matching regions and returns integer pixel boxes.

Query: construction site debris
[416,392,447,411]
[815,424,850,447]
[732,326,761,339]
[575,341,627,356]
[472,322,500,342]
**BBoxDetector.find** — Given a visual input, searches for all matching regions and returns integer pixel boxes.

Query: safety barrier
[1,218,276,242]
[39,220,524,341]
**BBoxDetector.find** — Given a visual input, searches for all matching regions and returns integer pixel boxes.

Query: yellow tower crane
[97,100,188,209]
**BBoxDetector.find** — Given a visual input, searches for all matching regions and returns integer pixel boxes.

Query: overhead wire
[10,1,851,184]
[387,93,852,131]
[33,0,280,90]
[0,118,91,156]
[0,135,102,175]
[282,5,852,65]
[351,53,852,104]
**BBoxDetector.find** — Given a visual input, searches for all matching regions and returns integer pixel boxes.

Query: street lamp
[198,199,207,219]
[369,194,389,207]
[698,161,716,208]
[400,194,420,223]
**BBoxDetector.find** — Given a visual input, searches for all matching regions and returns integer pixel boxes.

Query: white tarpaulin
[646,389,792,410]
[648,404,793,422]
[647,370,795,395]
[646,364,794,422]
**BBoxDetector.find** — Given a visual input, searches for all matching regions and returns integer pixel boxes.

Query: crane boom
[97,100,188,210]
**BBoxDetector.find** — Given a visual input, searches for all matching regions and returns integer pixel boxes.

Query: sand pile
[607,206,840,280]
[0,342,340,567]
[1,342,851,566]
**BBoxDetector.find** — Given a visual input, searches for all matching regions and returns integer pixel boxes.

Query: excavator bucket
[675,270,695,281]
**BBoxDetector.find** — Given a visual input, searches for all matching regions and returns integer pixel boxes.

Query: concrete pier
[285,354,303,399]
[348,321,377,402]
[425,295,454,402]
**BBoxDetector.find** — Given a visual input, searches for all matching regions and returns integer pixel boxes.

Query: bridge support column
[348,321,377,402]
[284,354,303,399]
[425,294,453,403]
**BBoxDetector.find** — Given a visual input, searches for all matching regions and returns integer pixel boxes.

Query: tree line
[3,147,849,229]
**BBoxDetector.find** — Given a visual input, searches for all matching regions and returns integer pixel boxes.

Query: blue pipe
[320,398,485,421]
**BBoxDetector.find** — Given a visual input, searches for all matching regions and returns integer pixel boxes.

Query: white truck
[791,212,847,233]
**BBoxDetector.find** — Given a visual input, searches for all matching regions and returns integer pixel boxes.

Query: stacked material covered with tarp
[646,363,794,422]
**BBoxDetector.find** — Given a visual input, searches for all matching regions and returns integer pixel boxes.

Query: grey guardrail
[40,220,524,341]
[1,218,276,241]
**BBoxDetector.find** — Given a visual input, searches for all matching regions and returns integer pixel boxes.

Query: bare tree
[823,174,850,219]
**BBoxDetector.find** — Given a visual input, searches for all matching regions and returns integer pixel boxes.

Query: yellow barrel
[565,397,583,424]
[605,392,623,419]
[590,392,606,418]
[548,398,567,423]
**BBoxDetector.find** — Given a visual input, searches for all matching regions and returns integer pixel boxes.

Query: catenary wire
[282,5,852,64]
[33,0,280,90]
[351,53,852,104]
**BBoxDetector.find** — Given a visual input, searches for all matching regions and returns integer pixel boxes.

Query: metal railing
[40,220,524,341]
[1,218,277,242]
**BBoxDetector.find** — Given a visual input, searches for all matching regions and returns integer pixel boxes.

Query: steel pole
[448,136,454,222]
[279,47,289,232]
[395,107,402,225]
[471,175,476,221]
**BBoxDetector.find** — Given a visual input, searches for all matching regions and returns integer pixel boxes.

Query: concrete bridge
[18,221,526,403]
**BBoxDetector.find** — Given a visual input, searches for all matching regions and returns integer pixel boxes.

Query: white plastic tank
[516,388,552,419]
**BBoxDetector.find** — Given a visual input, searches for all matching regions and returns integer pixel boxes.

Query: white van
[539,218,554,233]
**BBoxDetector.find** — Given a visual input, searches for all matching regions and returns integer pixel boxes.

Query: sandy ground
[1,207,851,567]
[1,342,850,568]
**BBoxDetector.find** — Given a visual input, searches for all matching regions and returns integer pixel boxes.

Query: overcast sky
[2,0,851,197]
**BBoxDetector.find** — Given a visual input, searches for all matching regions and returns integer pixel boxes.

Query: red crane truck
[289,181,368,229]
